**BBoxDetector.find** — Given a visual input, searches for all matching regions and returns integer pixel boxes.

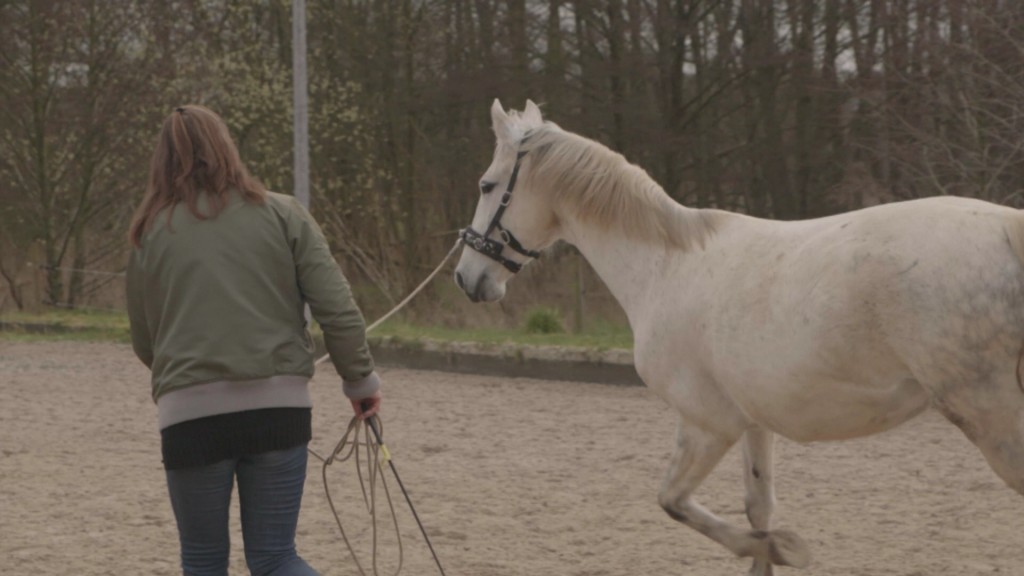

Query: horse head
[454,99,560,302]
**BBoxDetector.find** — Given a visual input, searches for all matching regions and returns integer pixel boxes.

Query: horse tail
[1017,341,1024,395]
[1008,218,1024,394]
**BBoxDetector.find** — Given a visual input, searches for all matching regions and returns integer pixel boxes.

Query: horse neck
[535,133,717,327]
[560,212,691,329]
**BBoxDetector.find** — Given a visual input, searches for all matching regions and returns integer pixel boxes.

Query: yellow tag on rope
[378,443,392,464]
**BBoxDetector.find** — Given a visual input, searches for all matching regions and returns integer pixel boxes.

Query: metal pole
[292,0,310,210]
[293,0,312,326]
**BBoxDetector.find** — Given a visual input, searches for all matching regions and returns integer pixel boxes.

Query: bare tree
[0,0,160,307]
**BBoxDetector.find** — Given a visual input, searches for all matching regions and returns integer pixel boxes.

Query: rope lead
[311,237,463,574]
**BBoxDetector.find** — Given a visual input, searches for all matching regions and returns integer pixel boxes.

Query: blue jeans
[165,445,319,576]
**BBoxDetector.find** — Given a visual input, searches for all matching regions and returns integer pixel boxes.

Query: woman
[126,104,381,576]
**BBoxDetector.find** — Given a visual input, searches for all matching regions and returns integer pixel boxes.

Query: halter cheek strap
[460,150,540,274]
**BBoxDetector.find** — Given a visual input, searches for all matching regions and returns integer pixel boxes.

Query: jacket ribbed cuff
[342,371,381,400]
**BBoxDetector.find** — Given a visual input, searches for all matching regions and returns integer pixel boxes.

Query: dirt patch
[1,341,1021,575]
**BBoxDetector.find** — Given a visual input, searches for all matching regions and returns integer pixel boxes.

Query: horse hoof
[768,530,811,568]
[748,559,774,576]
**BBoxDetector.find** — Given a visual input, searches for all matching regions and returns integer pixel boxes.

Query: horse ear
[523,99,543,125]
[491,99,513,142]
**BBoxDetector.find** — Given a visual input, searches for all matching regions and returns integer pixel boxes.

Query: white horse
[454,99,1024,575]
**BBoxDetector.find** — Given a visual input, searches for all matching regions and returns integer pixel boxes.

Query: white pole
[292,0,310,209]
[293,0,313,327]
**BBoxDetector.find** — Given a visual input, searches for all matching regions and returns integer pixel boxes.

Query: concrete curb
[366,336,643,387]
[0,321,643,387]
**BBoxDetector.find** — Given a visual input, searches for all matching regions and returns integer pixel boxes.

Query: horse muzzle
[454,268,506,303]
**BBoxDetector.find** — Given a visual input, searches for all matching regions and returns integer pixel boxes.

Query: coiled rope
[309,238,463,575]
[308,416,405,576]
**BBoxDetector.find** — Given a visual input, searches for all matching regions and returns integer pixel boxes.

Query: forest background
[2,0,1023,333]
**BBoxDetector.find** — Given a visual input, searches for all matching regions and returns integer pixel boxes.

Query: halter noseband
[460,149,541,274]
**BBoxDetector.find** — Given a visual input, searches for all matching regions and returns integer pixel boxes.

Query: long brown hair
[129,105,266,247]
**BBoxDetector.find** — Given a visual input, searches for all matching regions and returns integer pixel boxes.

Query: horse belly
[741,375,931,443]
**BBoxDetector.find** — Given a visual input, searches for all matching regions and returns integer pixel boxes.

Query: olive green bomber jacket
[126,191,376,402]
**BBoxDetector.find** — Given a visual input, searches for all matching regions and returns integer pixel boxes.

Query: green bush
[524,307,564,334]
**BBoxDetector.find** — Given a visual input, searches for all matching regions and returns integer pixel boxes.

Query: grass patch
[0,328,131,343]
[0,309,130,343]
[0,310,633,350]
[368,319,632,350]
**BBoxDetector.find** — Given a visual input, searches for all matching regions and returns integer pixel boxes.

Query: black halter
[460,150,541,274]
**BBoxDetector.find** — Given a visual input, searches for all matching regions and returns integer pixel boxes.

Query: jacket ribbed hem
[160,408,311,471]
[156,375,312,430]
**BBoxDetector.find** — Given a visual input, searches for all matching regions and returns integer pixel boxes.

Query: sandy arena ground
[2,341,1023,575]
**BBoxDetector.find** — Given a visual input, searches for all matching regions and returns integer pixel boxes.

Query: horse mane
[520,123,718,251]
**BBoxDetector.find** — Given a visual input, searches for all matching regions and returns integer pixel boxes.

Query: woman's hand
[351,390,382,420]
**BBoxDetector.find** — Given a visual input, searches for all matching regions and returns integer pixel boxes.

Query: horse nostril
[455,271,466,291]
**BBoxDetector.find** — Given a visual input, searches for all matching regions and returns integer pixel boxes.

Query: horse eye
[480,181,497,194]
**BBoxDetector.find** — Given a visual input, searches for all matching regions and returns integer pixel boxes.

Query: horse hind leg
[658,421,811,571]
[936,390,1024,496]
[743,428,800,576]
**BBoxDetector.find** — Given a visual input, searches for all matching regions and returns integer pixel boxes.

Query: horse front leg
[743,428,781,576]
[658,421,810,571]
